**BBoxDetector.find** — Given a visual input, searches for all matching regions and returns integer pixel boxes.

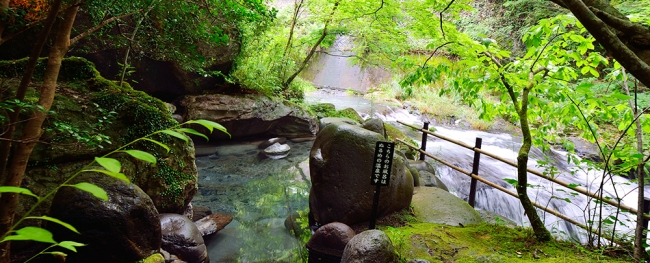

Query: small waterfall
[302,35,391,93]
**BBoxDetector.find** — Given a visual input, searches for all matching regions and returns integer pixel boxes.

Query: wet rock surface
[263,142,291,159]
[306,222,356,258]
[47,174,161,263]
[309,122,414,226]
[195,213,233,236]
[160,214,209,263]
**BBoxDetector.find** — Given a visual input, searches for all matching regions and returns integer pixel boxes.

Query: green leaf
[0,186,39,199]
[161,130,189,143]
[69,182,108,200]
[568,183,580,189]
[1,227,56,244]
[610,93,632,101]
[58,241,86,252]
[186,120,230,137]
[141,138,170,152]
[122,150,156,164]
[95,157,121,173]
[503,178,518,187]
[175,128,209,141]
[83,169,129,183]
[26,216,79,234]
[603,218,614,224]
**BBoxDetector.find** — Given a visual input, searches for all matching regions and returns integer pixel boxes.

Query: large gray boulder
[411,187,483,226]
[341,230,398,263]
[180,94,319,139]
[309,123,414,226]
[47,174,161,263]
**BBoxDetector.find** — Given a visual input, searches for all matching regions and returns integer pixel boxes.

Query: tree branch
[362,0,384,16]
[559,0,650,88]
[70,9,141,45]
[485,52,519,111]
[421,41,454,68]
[439,0,456,39]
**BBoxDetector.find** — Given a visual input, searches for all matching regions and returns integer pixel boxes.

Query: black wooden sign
[370,141,395,186]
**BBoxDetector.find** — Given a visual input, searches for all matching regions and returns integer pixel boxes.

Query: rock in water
[341,230,398,263]
[263,142,291,159]
[160,214,210,263]
[309,122,414,226]
[258,137,287,149]
[47,174,161,263]
[194,214,233,236]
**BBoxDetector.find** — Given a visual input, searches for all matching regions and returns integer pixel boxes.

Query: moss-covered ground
[383,222,633,263]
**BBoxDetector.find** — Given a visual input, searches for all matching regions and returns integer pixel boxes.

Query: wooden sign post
[369,141,395,229]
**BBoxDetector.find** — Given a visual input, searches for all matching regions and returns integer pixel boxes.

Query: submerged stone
[263,142,291,159]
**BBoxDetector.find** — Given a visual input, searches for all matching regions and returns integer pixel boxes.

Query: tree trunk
[283,0,304,57]
[516,86,552,242]
[623,71,647,261]
[0,6,78,263]
[0,0,9,40]
[0,0,63,187]
[120,2,158,87]
[283,0,340,88]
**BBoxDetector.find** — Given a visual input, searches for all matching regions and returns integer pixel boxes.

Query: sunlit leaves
[1,227,56,244]
[26,216,79,234]
[94,157,121,173]
[121,150,156,164]
[0,186,39,199]
[68,182,108,201]
[58,241,85,252]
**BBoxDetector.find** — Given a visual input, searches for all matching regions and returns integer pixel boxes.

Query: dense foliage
[2,0,650,261]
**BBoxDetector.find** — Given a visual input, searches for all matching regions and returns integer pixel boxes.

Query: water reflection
[192,140,312,262]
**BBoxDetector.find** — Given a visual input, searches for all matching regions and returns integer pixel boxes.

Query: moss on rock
[3,57,197,224]
[384,222,633,262]
[384,123,418,160]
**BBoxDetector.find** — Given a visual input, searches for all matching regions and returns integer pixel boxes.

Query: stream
[191,35,648,262]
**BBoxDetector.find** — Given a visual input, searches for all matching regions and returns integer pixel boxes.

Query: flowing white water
[307,86,647,244]
[423,125,646,243]
[303,33,648,244]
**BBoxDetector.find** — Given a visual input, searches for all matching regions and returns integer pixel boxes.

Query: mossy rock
[335,107,363,123]
[5,57,197,226]
[385,222,634,262]
[0,56,97,82]
[411,187,482,226]
[307,103,363,123]
[308,103,336,118]
[384,123,418,160]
